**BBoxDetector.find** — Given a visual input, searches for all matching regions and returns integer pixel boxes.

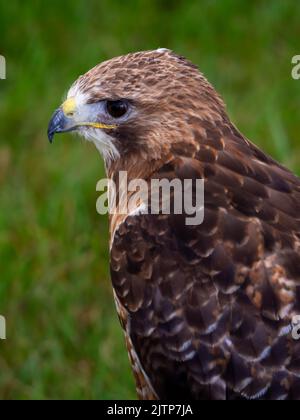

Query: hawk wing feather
[111,120,300,400]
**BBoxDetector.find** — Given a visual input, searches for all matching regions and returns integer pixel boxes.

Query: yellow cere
[62,97,76,116]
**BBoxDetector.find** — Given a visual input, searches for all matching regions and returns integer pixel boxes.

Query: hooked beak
[47,97,117,143]
[47,108,74,143]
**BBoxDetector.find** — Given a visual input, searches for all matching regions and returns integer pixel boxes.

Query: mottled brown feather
[65,50,300,399]
[109,111,300,400]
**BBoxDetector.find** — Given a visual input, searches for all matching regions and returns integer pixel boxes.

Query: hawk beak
[47,108,73,143]
[47,98,78,143]
[48,97,117,143]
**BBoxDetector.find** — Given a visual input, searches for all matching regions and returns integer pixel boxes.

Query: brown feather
[61,49,300,399]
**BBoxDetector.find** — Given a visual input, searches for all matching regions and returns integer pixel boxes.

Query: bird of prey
[48,49,300,400]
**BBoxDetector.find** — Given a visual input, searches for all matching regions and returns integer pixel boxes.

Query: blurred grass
[0,0,299,400]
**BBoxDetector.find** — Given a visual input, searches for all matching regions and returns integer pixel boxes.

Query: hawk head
[48,49,227,171]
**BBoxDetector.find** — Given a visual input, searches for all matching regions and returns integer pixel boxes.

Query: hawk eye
[106,100,128,119]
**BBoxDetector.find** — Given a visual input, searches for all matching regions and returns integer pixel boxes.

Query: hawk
[48,49,300,400]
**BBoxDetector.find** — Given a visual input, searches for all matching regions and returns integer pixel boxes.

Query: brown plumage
[48,49,300,400]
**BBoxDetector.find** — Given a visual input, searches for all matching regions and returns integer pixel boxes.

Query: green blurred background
[0,0,299,400]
